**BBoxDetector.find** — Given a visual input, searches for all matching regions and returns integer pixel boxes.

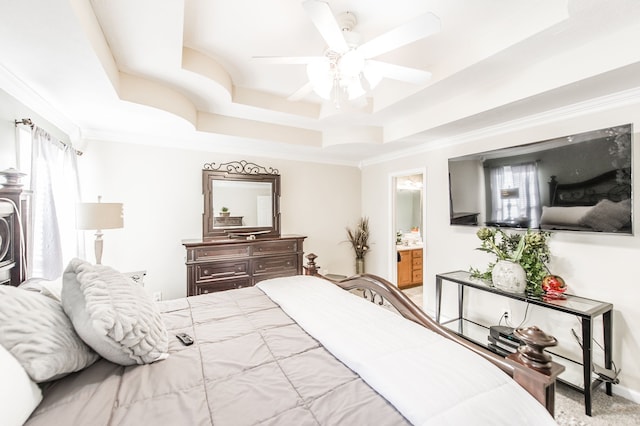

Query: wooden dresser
[183,235,306,296]
[397,247,423,289]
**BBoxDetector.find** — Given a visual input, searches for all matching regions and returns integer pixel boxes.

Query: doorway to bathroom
[391,170,425,307]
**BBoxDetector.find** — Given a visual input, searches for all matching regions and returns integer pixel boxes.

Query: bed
[540,168,632,232]
[0,189,561,425]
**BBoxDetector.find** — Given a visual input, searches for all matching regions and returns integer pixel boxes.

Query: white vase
[491,260,527,294]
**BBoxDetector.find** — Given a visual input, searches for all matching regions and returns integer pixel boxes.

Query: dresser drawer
[195,277,252,295]
[412,270,423,282]
[412,258,422,267]
[252,255,298,276]
[192,244,250,261]
[184,236,306,296]
[195,260,249,283]
[412,249,423,258]
[251,240,299,256]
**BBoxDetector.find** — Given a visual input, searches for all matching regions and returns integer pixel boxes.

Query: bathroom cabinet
[397,248,423,289]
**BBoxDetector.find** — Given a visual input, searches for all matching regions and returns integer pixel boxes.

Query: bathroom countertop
[396,244,424,251]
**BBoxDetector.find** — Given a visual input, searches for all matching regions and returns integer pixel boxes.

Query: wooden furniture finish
[435,270,613,416]
[450,212,479,225]
[213,216,243,226]
[397,248,422,288]
[202,161,281,240]
[0,177,30,286]
[183,235,306,295]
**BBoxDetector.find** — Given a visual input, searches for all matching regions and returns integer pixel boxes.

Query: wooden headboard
[548,168,631,207]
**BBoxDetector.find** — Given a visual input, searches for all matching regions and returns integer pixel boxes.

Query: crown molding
[360,86,640,168]
[0,64,81,142]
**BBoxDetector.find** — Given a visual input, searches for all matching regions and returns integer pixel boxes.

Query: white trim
[389,168,427,288]
[0,64,81,142]
[360,86,640,168]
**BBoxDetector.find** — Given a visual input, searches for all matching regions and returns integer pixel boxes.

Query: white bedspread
[258,276,557,426]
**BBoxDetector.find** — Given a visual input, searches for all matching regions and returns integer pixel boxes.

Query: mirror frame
[202,161,281,240]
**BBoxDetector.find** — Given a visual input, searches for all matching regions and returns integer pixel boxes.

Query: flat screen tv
[448,124,633,234]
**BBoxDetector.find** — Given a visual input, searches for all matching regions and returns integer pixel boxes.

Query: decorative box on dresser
[183,235,306,296]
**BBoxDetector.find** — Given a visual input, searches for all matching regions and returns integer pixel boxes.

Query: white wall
[362,100,640,401]
[76,139,361,300]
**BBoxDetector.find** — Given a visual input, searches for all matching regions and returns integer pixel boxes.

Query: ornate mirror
[202,161,281,239]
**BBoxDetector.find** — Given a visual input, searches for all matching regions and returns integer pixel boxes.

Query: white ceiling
[1,0,640,165]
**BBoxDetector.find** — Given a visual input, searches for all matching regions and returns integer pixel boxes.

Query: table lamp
[500,187,520,221]
[76,196,123,264]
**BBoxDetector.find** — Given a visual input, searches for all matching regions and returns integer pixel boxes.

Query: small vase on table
[491,260,527,294]
[355,257,365,274]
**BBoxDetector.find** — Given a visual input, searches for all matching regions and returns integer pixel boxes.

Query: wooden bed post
[303,253,319,276]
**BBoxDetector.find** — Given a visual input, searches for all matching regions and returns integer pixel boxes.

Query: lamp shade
[76,202,123,230]
[500,188,520,199]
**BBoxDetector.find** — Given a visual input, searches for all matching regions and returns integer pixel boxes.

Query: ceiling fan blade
[253,56,322,64]
[367,60,432,85]
[302,0,349,53]
[357,12,441,59]
[288,82,314,101]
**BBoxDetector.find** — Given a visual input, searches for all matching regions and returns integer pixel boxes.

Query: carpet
[555,383,640,425]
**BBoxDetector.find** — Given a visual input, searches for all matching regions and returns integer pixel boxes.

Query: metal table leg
[582,317,593,416]
[603,310,613,396]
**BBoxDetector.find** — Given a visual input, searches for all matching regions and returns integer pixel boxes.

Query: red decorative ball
[542,275,567,299]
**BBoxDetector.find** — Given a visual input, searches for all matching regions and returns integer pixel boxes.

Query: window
[489,162,541,228]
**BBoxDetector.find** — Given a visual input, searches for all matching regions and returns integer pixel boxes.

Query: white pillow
[62,259,169,366]
[0,285,99,383]
[579,198,632,232]
[20,277,63,302]
[539,205,592,226]
[0,344,42,426]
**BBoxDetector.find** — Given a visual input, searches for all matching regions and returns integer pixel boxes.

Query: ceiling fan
[254,0,441,105]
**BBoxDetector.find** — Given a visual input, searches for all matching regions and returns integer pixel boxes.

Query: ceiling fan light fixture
[306,58,332,99]
[362,62,382,90]
[338,50,365,77]
[346,79,366,100]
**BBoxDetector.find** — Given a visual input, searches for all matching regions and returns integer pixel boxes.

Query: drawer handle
[203,289,209,294]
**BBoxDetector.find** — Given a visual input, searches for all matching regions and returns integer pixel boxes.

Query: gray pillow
[579,198,631,232]
[62,259,169,365]
[0,285,99,383]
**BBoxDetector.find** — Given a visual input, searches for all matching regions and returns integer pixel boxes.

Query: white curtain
[489,162,542,227]
[29,127,82,279]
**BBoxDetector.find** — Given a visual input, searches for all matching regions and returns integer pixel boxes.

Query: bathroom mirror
[448,124,632,234]
[202,161,281,239]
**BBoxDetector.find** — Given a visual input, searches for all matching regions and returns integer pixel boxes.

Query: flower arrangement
[346,217,370,259]
[470,227,551,295]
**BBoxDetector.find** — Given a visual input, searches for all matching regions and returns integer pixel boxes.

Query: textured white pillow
[0,285,99,383]
[579,198,632,232]
[0,344,42,426]
[62,259,169,365]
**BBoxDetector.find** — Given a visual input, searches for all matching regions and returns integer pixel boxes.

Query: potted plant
[470,227,551,295]
[220,207,230,217]
[346,217,370,274]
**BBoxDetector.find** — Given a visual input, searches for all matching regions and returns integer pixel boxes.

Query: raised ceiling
[1,0,640,165]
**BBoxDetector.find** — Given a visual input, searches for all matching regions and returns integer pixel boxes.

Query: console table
[435,270,613,416]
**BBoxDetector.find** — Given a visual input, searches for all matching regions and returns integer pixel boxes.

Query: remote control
[176,333,194,346]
